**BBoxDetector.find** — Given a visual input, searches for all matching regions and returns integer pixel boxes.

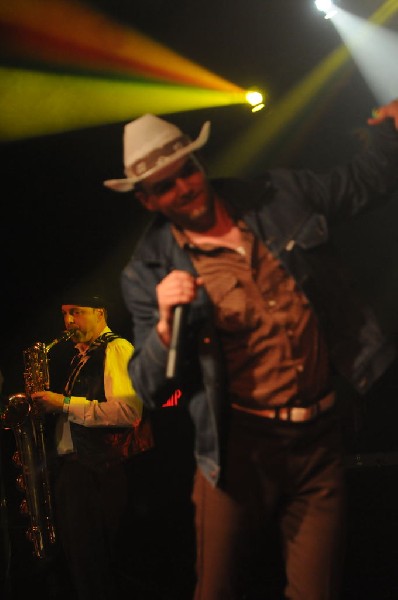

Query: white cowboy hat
[103,114,211,192]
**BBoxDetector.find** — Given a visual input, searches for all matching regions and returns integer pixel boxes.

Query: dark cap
[60,293,109,309]
[58,276,112,310]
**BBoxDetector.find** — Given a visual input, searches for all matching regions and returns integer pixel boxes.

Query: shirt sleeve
[66,338,143,427]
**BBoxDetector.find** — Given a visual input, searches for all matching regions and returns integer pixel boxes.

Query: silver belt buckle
[291,406,308,422]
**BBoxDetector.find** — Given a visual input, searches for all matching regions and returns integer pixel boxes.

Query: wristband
[63,396,71,414]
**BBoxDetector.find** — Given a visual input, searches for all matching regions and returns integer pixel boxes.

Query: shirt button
[268,299,276,307]
[296,364,304,373]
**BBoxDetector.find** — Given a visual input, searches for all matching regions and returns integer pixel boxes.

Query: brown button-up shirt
[172,222,331,409]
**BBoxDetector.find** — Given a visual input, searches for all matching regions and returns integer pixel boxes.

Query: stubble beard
[180,185,216,233]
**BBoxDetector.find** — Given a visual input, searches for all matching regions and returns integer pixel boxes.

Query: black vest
[66,332,153,471]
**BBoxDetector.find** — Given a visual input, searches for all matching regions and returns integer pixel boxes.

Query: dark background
[2,1,398,598]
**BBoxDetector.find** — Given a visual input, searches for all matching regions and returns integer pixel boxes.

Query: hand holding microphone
[156,270,203,378]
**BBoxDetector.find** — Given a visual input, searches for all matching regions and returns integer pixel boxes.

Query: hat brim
[103,120,210,193]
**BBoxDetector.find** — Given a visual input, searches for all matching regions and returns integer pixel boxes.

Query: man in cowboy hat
[104,101,398,600]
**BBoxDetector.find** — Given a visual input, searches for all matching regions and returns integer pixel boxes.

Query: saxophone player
[31,292,154,600]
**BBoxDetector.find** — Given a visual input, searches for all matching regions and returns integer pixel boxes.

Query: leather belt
[231,391,335,423]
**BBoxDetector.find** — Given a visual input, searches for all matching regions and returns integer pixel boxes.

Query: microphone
[166,304,187,379]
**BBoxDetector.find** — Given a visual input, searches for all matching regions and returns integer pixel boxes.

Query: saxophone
[0,329,75,559]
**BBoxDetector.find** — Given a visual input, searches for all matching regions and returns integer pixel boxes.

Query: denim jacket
[121,120,398,486]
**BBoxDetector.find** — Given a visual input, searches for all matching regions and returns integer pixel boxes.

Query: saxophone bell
[0,393,30,430]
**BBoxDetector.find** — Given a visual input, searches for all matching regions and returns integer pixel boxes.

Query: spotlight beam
[329,3,398,104]
[0,67,246,140]
[211,0,398,176]
[0,0,243,92]
[0,0,256,140]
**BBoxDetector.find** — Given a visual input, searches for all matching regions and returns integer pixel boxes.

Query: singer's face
[135,155,216,232]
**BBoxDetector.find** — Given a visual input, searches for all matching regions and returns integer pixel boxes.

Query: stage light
[246,90,265,112]
[315,0,338,19]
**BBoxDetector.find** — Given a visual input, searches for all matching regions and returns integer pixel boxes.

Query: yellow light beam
[371,0,398,24]
[0,67,246,141]
[211,0,398,176]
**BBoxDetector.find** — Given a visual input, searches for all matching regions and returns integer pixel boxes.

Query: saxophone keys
[26,526,45,558]
[16,474,25,493]
[12,450,22,467]
[20,497,29,515]
[47,522,56,545]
